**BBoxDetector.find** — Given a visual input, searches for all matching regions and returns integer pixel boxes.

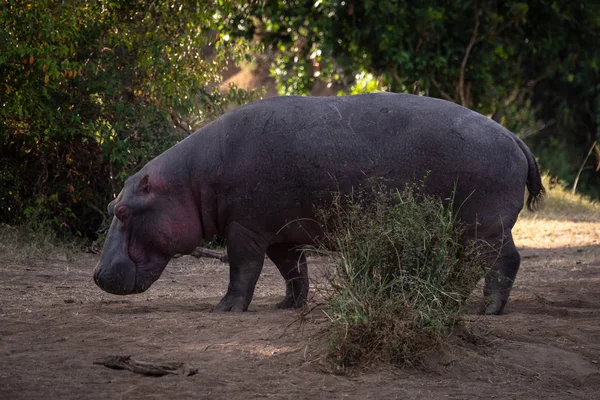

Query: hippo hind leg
[266,243,308,309]
[479,230,521,315]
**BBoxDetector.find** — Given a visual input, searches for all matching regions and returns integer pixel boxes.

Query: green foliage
[348,72,386,95]
[0,0,257,237]
[320,186,486,367]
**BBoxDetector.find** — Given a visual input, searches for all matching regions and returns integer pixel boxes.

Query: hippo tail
[515,136,545,212]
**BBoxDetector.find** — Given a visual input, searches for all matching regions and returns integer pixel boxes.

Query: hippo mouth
[93,257,167,295]
[93,218,168,295]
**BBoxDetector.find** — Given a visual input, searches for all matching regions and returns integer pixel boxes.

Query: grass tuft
[318,185,486,368]
[0,223,77,262]
[520,175,600,222]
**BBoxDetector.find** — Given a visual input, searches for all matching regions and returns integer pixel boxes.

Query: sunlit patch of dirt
[514,218,600,248]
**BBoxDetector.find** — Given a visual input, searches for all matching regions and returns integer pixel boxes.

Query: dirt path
[1,219,600,399]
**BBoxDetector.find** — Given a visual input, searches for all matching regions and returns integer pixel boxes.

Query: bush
[0,1,257,238]
[320,186,486,367]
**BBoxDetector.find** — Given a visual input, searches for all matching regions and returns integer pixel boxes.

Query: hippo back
[209,93,528,242]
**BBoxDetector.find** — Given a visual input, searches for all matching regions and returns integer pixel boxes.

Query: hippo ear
[138,174,151,194]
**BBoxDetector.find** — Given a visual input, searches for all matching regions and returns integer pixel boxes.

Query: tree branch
[170,113,192,135]
[430,77,455,102]
[459,8,482,107]
[573,140,599,194]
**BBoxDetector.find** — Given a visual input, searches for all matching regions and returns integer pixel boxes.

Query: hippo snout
[93,257,137,295]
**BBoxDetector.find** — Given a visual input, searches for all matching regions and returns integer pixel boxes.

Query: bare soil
[1,218,600,399]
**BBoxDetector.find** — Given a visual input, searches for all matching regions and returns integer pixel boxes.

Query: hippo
[93,93,544,315]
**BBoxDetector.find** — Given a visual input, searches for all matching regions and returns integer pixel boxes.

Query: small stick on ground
[93,355,198,377]
[188,247,228,262]
[172,247,228,262]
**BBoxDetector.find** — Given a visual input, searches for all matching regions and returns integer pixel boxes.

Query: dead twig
[172,247,228,262]
[93,355,197,377]
[189,247,228,262]
[572,140,599,195]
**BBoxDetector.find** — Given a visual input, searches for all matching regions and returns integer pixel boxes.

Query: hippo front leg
[213,223,267,312]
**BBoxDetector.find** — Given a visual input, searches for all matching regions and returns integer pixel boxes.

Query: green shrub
[0,1,257,238]
[320,186,486,367]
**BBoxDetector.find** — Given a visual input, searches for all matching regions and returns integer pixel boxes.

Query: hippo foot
[276,296,306,310]
[476,298,507,315]
[213,295,248,312]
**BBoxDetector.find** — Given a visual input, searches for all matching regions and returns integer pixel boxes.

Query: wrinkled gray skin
[93,93,544,315]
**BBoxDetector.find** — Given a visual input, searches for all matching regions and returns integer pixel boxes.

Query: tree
[0,0,256,236]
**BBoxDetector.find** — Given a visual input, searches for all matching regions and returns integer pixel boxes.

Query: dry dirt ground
[1,214,600,400]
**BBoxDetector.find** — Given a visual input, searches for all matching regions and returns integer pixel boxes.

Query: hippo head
[93,170,202,295]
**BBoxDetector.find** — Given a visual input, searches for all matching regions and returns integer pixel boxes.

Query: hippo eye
[115,204,130,221]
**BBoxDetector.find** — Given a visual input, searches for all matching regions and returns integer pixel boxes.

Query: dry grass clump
[319,186,486,368]
[514,175,600,248]
[0,223,76,262]
[520,175,600,222]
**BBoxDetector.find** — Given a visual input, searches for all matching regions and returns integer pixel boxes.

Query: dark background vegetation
[1,0,599,239]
